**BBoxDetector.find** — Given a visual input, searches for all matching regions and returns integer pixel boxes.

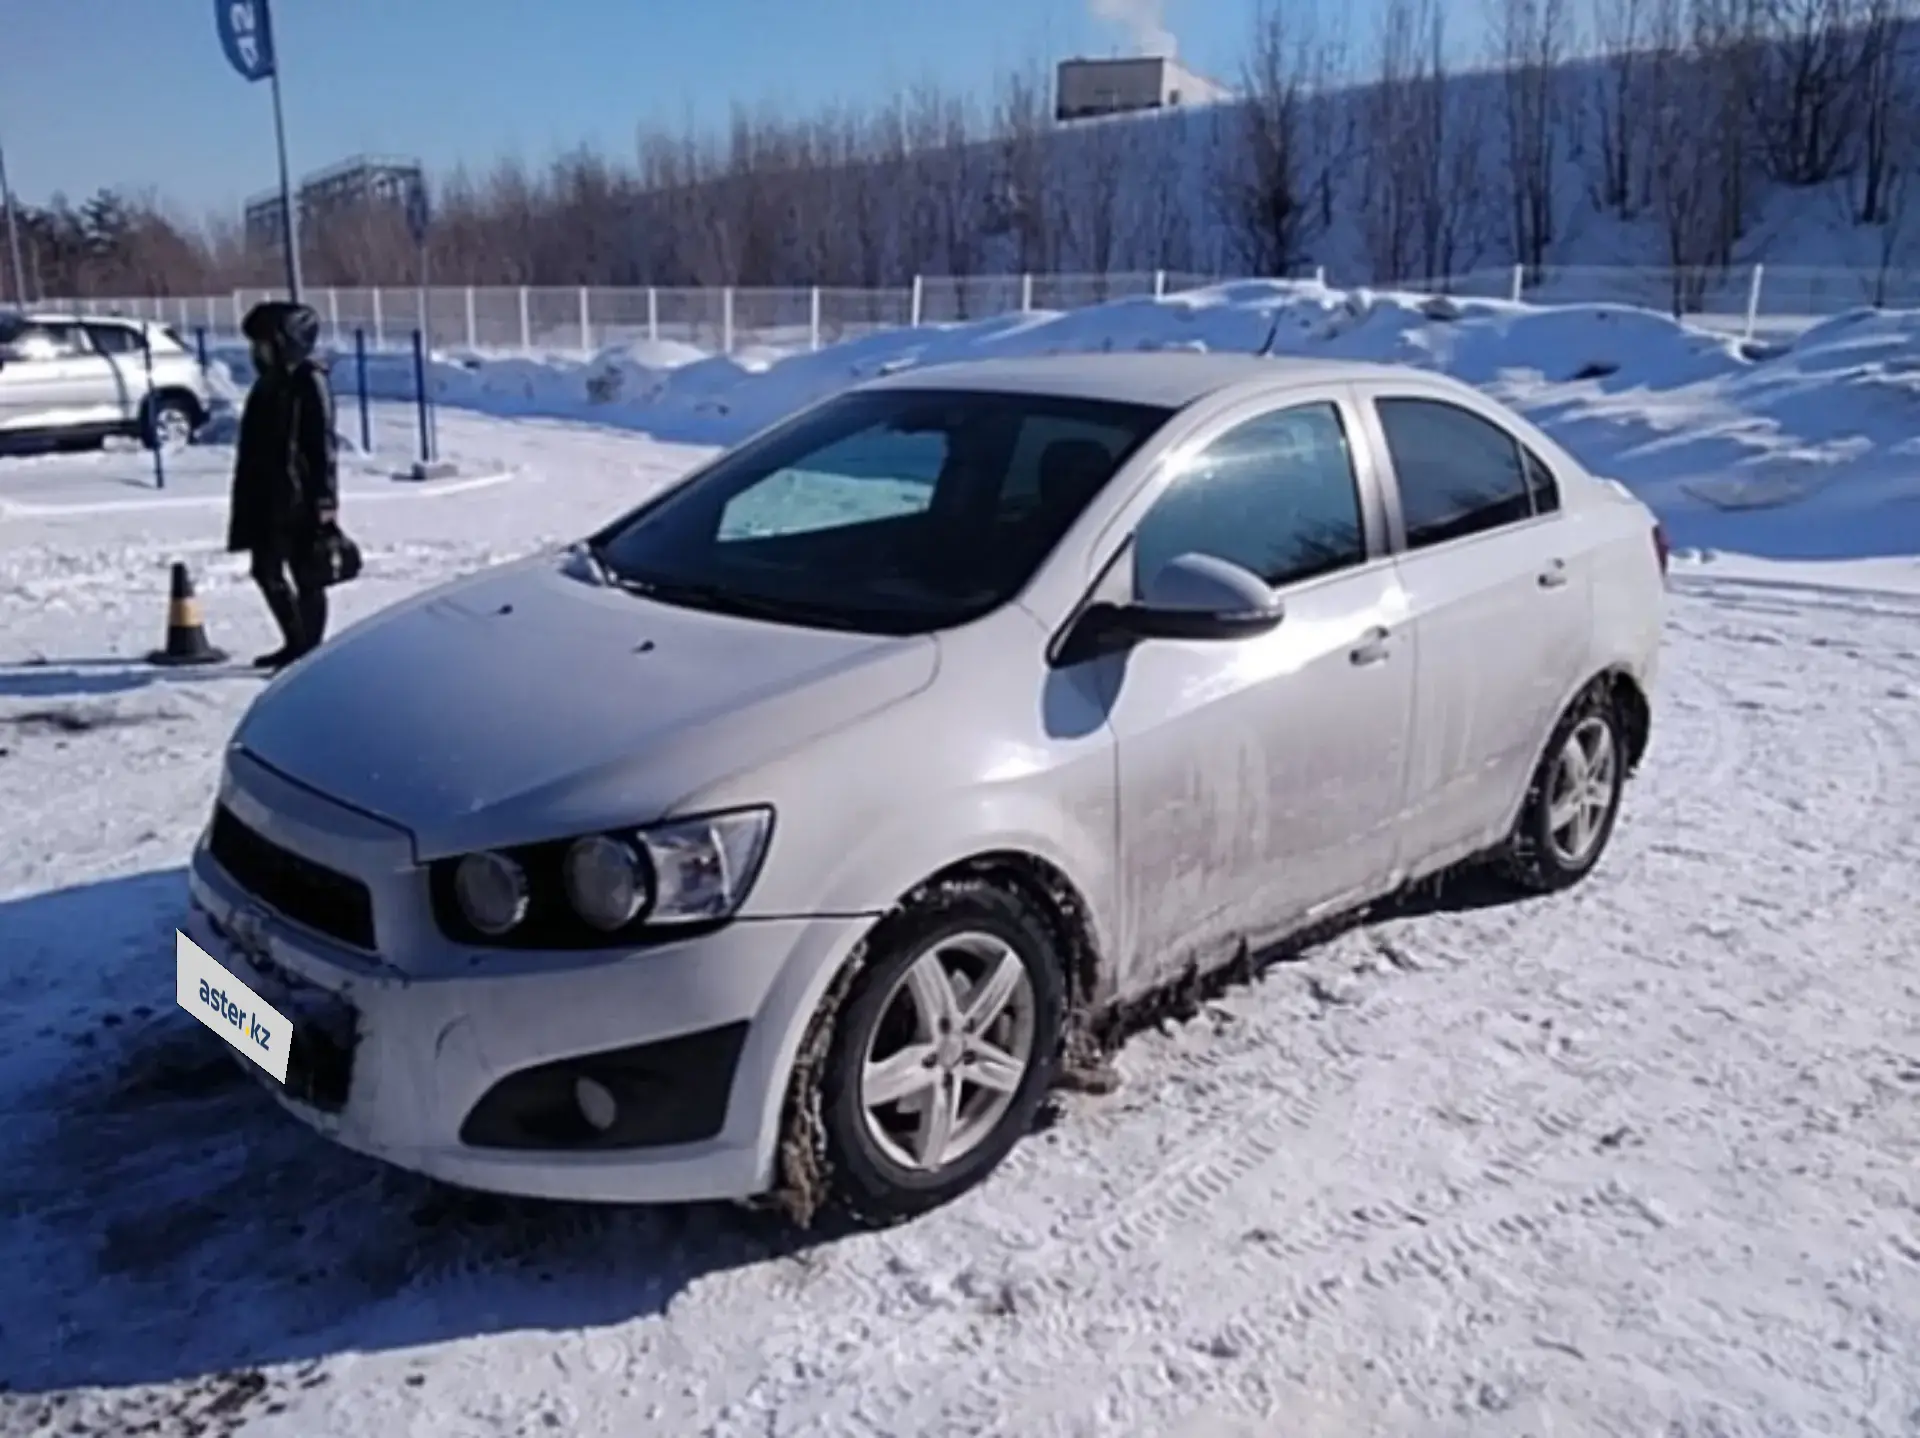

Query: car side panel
[680,608,1126,986]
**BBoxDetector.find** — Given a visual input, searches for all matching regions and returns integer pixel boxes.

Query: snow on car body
[182,352,1667,1222]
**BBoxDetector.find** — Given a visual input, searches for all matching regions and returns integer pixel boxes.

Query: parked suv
[0,310,214,453]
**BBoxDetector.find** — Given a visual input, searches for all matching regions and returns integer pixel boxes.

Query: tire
[1498,683,1629,894]
[814,879,1066,1225]
[144,396,197,453]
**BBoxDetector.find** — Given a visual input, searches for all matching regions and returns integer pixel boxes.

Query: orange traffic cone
[147,561,229,667]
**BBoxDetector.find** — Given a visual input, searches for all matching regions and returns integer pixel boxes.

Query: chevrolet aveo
[184,352,1666,1225]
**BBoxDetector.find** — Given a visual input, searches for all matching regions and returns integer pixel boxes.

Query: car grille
[207,804,377,951]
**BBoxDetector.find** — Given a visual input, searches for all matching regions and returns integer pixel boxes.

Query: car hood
[234,556,939,858]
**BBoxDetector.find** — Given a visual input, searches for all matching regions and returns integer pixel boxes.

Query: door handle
[1537,559,1569,589]
[1349,627,1391,666]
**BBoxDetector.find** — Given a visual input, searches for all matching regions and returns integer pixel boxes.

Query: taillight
[1651,522,1671,577]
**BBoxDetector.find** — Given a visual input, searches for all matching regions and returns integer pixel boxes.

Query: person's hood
[241,300,321,370]
[231,554,940,860]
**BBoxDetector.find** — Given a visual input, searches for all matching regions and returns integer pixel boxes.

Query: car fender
[740,788,1116,1190]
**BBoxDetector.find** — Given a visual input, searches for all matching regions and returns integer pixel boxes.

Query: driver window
[1133,401,1367,592]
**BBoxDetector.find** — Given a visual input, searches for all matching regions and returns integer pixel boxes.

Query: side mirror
[1053,552,1284,666]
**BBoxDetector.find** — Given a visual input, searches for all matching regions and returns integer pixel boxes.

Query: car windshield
[589,386,1175,635]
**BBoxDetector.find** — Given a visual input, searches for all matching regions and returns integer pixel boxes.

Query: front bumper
[186,753,870,1205]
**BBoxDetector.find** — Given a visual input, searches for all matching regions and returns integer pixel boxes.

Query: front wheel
[812,880,1066,1225]
[1498,685,1628,893]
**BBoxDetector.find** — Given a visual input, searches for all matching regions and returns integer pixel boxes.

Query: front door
[1079,392,1417,1002]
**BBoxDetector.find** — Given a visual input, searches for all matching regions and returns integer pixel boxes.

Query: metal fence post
[647,286,658,344]
[1153,268,1166,297]
[464,285,477,350]
[355,328,371,454]
[809,286,821,351]
[910,274,924,327]
[372,287,384,349]
[326,286,340,345]
[578,285,592,357]
[193,325,209,370]
[411,328,434,464]
[141,327,165,490]
[722,286,734,354]
[1743,263,1765,341]
[518,285,531,351]
[1020,273,1033,312]
[1510,265,1525,302]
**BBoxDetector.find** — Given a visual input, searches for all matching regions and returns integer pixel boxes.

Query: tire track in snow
[698,634,1749,1431]
[923,1083,1645,1437]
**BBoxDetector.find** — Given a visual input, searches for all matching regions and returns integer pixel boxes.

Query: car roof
[854,351,1437,410]
[20,312,150,327]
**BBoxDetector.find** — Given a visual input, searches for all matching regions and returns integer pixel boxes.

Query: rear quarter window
[1374,396,1536,550]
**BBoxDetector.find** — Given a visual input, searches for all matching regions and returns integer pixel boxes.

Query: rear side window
[86,324,144,356]
[1134,401,1367,590]
[1,322,91,361]
[1374,397,1536,550]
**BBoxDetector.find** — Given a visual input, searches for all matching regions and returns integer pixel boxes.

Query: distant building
[244,154,425,254]
[1054,56,1233,124]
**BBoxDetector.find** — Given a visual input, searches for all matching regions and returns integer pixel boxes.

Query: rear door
[82,322,150,424]
[1093,388,1417,999]
[1356,389,1592,869]
[0,321,120,432]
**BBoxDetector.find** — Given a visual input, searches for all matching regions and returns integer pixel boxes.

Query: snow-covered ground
[2,285,1919,1435]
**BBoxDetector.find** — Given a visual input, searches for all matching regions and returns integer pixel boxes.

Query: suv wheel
[1499,684,1628,893]
[144,396,197,452]
[814,880,1065,1224]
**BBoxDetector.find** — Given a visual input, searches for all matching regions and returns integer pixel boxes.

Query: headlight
[562,835,654,931]
[454,851,529,935]
[438,806,774,946]
[635,808,774,924]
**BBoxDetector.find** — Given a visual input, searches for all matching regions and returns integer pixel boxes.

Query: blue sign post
[215,0,301,303]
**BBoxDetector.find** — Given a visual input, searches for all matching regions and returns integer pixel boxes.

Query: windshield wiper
[607,573,870,632]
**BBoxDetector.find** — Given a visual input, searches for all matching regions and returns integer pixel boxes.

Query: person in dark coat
[227,300,339,671]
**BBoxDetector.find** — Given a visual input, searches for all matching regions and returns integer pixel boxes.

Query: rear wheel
[814,880,1065,1225]
[1498,684,1628,893]
[144,396,197,452]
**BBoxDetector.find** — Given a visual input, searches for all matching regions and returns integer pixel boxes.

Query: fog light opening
[574,1075,619,1133]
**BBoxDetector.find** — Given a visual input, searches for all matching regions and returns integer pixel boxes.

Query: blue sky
[0,0,1295,222]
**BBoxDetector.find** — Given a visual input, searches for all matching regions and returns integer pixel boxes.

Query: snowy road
[1,409,1917,1437]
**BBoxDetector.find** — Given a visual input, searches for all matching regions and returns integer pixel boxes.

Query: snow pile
[209,279,1920,560]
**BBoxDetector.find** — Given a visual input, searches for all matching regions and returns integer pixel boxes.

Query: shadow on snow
[0,868,832,1397]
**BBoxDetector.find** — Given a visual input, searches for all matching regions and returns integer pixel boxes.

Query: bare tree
[1589,0,1663,215]
[1645,0,1752,312]
[1360,0,1425,282]
[1058,116,1131,287]
[1852,0,1908,224]
[1214,0,1338,276]
[1494,0,1574,279]
[1747,0,1867,188]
